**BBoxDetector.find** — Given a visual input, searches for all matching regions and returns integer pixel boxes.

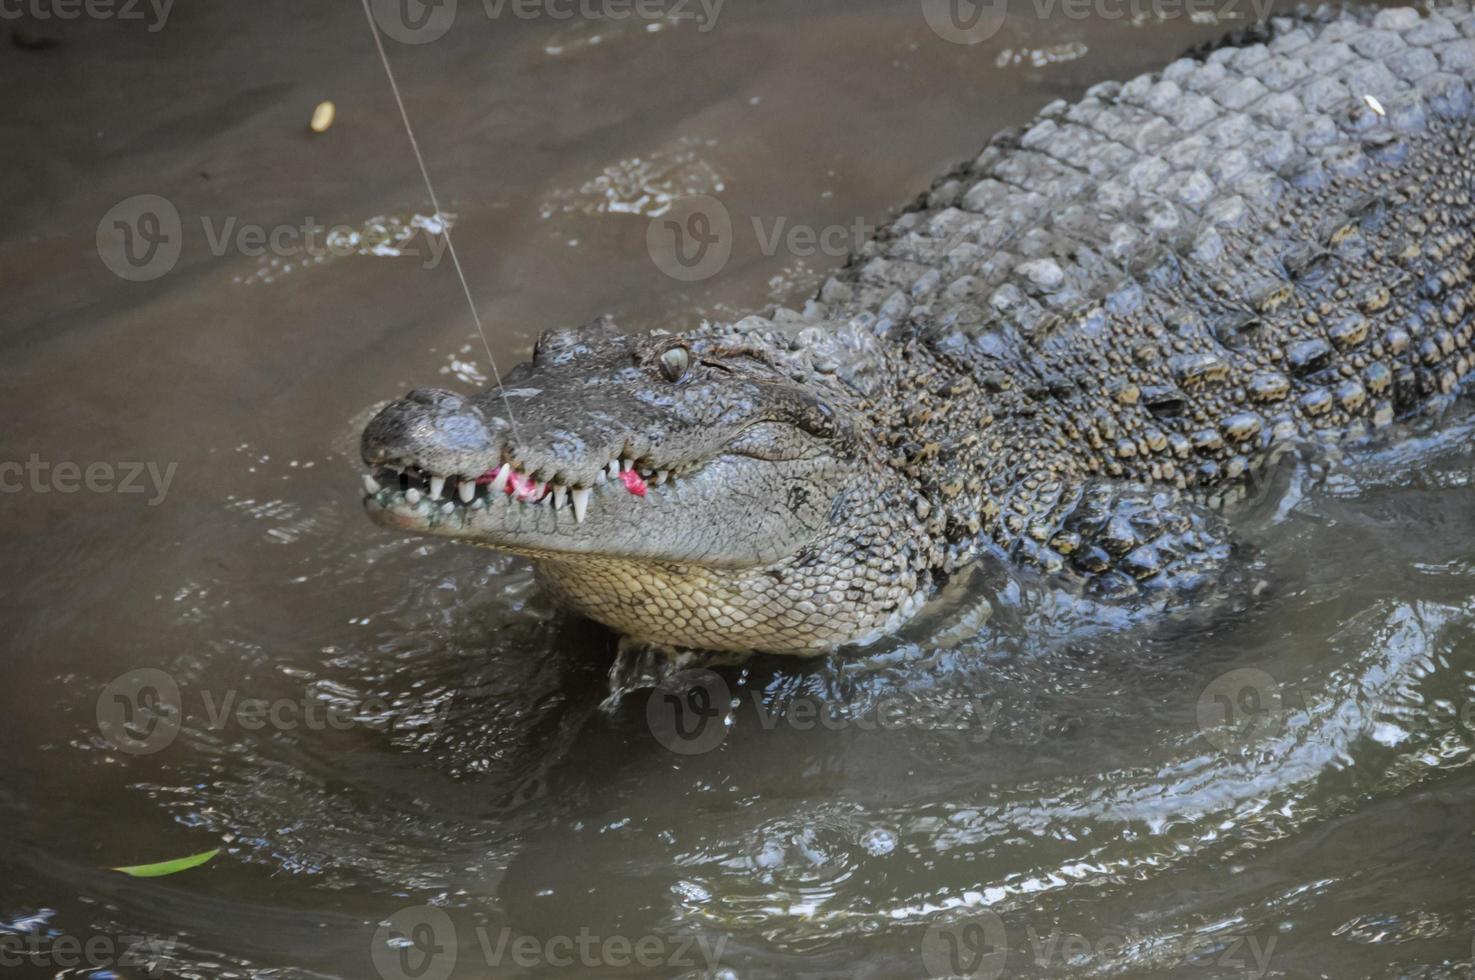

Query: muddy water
[3,0,1475,977]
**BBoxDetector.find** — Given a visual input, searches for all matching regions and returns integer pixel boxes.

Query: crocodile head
[360,318,930,653]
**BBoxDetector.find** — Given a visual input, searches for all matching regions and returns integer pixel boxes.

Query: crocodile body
[361,4,1475,654]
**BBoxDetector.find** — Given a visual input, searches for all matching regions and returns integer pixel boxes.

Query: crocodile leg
[1033,481,1235,598]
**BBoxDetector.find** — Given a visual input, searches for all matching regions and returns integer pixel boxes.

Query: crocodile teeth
[429,475,446,500]
[654,470,669,485]
[458,481,475,504]
[553,485,567,510]
[490,464,511,493]
[571,487,590,523]
[607,460,621,480]
[405,487,422,505]
[594,470,607,485]
[440,501,455,515]
[362,474,381,495]
[621,458,634,472]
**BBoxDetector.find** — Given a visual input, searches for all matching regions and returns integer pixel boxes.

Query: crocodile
[361,4,1475,654]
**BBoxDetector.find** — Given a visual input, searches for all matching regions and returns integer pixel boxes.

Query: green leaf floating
[111,848,220,878]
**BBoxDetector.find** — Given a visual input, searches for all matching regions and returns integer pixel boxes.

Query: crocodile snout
[361,387,504,479]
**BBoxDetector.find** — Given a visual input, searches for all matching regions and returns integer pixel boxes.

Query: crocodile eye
[659,346,690,382]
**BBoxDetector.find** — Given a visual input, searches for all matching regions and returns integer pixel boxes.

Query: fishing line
[358,0,521,439]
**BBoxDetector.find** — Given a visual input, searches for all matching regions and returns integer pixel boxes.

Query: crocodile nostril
[405,387,466,409]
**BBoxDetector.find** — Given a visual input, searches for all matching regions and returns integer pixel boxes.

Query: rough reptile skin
[361,4,1475,654]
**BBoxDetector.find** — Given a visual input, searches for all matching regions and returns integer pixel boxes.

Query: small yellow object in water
[310,100,336,133]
